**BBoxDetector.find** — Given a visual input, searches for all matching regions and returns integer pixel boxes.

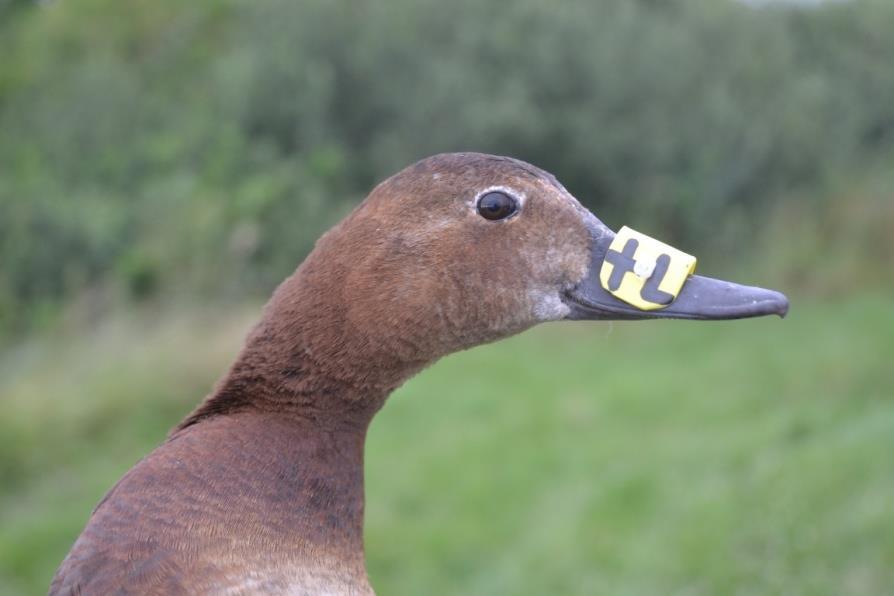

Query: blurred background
[1,0,892,593]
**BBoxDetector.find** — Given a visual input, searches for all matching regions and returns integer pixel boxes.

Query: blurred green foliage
[2,0,893,335]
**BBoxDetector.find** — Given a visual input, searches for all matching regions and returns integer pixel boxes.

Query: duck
[50,153,788,595]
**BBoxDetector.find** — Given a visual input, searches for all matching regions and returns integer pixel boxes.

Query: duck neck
[179,235,435,432]
[178,275,424,433]
[169,332,387,586]
[177,322,393,433]
[171,263,426,583]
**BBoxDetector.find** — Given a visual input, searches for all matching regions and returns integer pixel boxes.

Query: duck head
[260,152,787,397]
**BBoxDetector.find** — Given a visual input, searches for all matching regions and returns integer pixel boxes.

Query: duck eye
[476,191,518,221]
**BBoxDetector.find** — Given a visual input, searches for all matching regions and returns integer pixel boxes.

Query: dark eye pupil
[477,192,517,220]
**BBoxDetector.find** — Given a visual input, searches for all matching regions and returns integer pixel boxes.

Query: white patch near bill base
[530,289,571,322]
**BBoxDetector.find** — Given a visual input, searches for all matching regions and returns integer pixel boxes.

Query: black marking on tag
[640,253,674,305]
[604,239,639,291]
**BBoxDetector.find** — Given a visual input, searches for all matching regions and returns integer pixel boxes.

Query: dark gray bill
[563,233,789,321]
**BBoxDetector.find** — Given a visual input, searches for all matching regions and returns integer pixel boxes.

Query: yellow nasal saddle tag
[599,226,697,311]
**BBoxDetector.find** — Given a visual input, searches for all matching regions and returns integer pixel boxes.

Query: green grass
[1,294,892,595]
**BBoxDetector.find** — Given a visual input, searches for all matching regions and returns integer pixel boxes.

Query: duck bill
[563,233,789,321]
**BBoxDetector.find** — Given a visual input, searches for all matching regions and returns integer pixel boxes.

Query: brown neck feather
[178,207,433,433]
[159,235,429,588]
[123,411,373,592]
[175,324,388,434]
